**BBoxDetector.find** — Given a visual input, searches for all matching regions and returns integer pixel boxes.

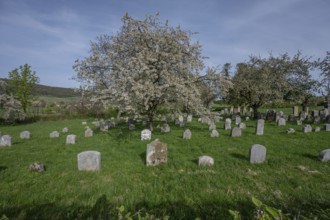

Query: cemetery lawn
[1,118,330,219]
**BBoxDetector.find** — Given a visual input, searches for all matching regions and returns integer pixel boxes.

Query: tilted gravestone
[198,155,214,166]
[85,128,93,137]
[141,129,151,141]
[319,149,330,162]
[183,129,192,139]
[160,123,170,133]
[231,127,242,137]
[249,144,266,164]
[50,131,60,138]
[66,134,76,144]
[303,124,312,133]
[146,139,167,166]
[277,118,286,126]
[77,151,101,171]
[210,129,219,138]
[0,135,12,147]
[20,131,31,139]
[256,119,265,135]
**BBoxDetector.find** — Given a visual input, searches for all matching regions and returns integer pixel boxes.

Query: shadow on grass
[0,166,8,171]
[301,153,319,161]
[230,153,248,161]
[139,151,146,165]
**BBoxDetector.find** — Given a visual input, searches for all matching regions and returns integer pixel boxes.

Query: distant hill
[0,78,79,98]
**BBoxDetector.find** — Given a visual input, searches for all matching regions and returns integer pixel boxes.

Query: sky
[0,0,329,88]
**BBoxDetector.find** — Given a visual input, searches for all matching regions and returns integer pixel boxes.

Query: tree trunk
[147,113,154,131]
[116,109,122,120]
[252,106,259,119]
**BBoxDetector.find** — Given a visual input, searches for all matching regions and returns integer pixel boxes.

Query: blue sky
[0,0,329,88]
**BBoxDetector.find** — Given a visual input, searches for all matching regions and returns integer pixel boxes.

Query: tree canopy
[74,13,230,129]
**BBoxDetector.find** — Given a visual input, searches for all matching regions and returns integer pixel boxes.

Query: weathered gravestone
[160,123,170,133]
[187,115,193,123]
[325,124,330,131]
[29,163,46,172]
[277,118,286,126]
[319,149,330,162]
[287,128,295,134]
[209,122,216,131]
[303,125,312,133]
[293,106,299,117]
[224,118,231,130]
[146,139,167,166]
[141,129,151,141]
[0,135,12,147]
[92,121,100,127]
[85,128,93,137]
[210,129,219,138]
[66,134,76,144]
[245,117,250,121]
[198,155,214,166]
[183,129,192,139]
[128,124,136,130]
[100,122,109,132]
[235,116,241,125]
[231,127,241,137]
[314,127,321,132]
[77,151,101,171]
[178,115,184,123]
[20,131,31,139]
[62,127,68,133]
[239,123,246,129]
[296,120,302,126]
[256,119,265,135]
[49,131,60,138]
[249,144,266,164]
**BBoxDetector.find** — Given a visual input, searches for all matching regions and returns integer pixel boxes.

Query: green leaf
[229,209,241,220]
[118,205,125,213]
[265,206,281,218]
[252,197,263,208]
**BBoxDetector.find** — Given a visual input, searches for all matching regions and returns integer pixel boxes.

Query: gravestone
[141,129,152,141]
[249,144,266,164]
[128,124,136,130]
[198,156,214,166]
[314,127,321,132]
[209,123,216,131]
[239,123,246,129]
[146,139,167,166]
[296,120,302,126]
[187,115,192,123]
[256,119,265,135]
[62,127,68,133]
[287,128,295,134]
[92,121,100,127]
[179,122,185,128]
[319,149,330,162]
[20,131,31,139]
[100,122,109,132]
[314,116,321,124]
[77,151,101,171]
[224,118,231,130]
[183,129,192,139]
[29,163,46,172]
[293,106,299,117]
[49,131,60,138]
[235,116,241,125]
[0,135,12,147]
[66,134,76,144]
[175,118,180,125]
[231,127,241,137]
[300,112,307,121]
[324,124,330,131]
[303,124,312,133]
[85,128,93,137]
[178,115,184,123]
[210,129,219,138]
[246,117,250,121]
[160,123,170,133]
[277,118,286,126]
[313,110,319,117]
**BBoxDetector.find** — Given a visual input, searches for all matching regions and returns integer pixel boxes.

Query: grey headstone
[160,123,170,133]
[29,163,45,172]
[49,131,60,138]
[293,106,299,117]
[62,127,68,133]
[210,129,219,138]
[85,128,93,137]
[314,127,321,132]
[187,115,193,123]
[256,119,265,135]
[249,144,266,164]
[277,118,286,126]
[77,151,101,171]
[224,118,231,130]
[325,124,330,131]
[319,149,330,162]
[66,134,76,144]
[146,139,167,166]
[231,127,242,137]
[178,115,184,123]
[20,131,31,139]
[141,129,151,141]
[245,117,250,121]
[287,128,295,134]
[235,116,241,125]
[0,135,12,147]
[92,121,100,127]
[296,120,302,125]
[183,129,192,139]
[239,122,246,129]
[198,156,214,166]
[303,124,312,133]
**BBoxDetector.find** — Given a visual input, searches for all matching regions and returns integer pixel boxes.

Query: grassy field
[1,117,330,219]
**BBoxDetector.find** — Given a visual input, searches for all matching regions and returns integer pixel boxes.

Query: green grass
[0,118,330,219]
[38,95,80,103]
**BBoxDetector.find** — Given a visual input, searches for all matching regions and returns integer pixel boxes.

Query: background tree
[74,13,213,130]
[7,64,39,113]
[228,52,316,117]
[317,51,330,99]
